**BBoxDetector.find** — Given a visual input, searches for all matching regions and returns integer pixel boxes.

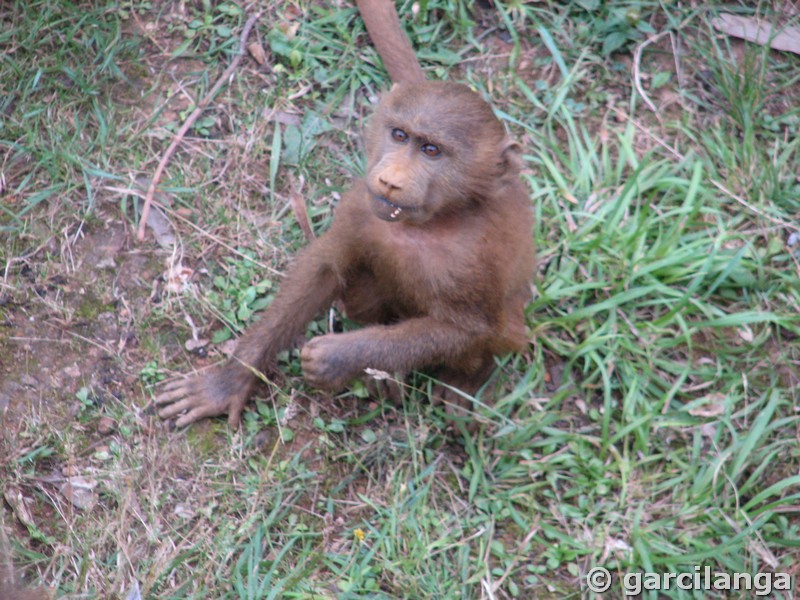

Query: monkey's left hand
[300,334,363,390]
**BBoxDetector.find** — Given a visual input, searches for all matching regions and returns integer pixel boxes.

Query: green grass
[1,0,799,598]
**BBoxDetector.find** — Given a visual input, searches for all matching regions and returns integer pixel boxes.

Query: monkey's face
[366,125,448,223]
[364,81,512,225]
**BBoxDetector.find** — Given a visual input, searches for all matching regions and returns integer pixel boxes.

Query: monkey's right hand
[155,366,253,428]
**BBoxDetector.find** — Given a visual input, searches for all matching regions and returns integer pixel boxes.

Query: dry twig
[632,30,673,113]
[136,10,263,242]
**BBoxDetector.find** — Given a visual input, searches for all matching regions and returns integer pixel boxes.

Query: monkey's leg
[434,355,495,409]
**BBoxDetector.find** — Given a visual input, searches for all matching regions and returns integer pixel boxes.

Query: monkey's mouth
[371,195,416,221]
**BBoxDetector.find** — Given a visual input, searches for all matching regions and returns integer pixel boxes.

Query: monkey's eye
[391,128,409,143]
[420,143,441,158]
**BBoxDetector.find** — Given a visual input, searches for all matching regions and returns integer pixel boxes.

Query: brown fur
[156,82,533,427]
[355,0,425,83]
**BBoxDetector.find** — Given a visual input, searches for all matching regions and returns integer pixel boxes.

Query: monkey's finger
[175,404,226,428]
[227,405,242,429]
[299,345,314,361]
[153,380,192,405]
[157,397,198,420]
[304,372,341,391]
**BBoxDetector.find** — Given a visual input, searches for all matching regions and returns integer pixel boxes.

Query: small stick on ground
[632,30,672,113]
[136,10,263,242]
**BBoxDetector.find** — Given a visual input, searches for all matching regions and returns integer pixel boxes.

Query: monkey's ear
[499,139,522,175]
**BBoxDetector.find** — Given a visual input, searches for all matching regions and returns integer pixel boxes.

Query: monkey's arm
[156,239,343,427]
[300,315,491,390]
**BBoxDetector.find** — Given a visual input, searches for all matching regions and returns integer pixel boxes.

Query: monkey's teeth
[391,207,402,218]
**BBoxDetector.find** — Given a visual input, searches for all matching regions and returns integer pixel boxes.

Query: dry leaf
[97,416,116,435]
[185,338,209,352]
[365,368,392,380]
[163,263,194,294]
[134,176,175,248]
[219,339,237,356]
[688,392,726,418]
[712,14,800,56]
[738,325,754,343]
[3,487,36,528]
[247,41,267,65]
[279,22,300,40]
[173,503,196,520]
[288,174,314,241]
[700,422,718,438]
[748,538,779,569]
[145,206,175,249]
[267,110,302,126]
[59,476,98,511]
[604,537,632,554]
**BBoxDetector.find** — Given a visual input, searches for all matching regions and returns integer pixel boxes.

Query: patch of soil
[0,214,162,428]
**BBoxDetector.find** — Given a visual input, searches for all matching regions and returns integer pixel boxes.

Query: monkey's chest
[344,228,481,322]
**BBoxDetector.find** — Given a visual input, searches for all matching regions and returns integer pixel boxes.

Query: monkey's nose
[378,175,402,192]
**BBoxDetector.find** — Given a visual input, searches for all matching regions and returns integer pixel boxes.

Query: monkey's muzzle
[371,194,414,222]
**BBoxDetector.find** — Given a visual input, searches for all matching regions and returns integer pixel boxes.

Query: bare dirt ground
[2,220,153,424]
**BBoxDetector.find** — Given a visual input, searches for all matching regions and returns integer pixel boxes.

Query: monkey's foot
[154,367,252,428]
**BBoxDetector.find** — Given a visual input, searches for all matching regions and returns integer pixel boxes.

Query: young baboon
[156,81,534,427]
